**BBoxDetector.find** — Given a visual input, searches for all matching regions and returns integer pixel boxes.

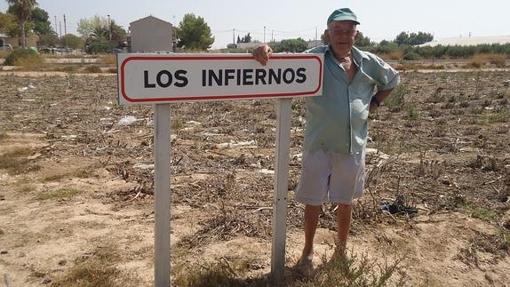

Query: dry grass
[380,51,403,61]
[100,54,116,65]
[467,53,507,68]
[172,252,405,287]
[84,65,102,73]
[296,252,405,287]
[0,51,9,58]
[51,243,139,287]
[0,147,36,175]
[36,188,82,201]
[42,167,95,182]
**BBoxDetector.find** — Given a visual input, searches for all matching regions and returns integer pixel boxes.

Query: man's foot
[294,255,314,278]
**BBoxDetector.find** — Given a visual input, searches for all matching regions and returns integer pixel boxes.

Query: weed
[296,252,405,287]
[172,257,257,287]
[100,54,116,65]
[457,229,510,267]
[51,243,138,287]
[59,65,80,73]
[36,188,81,200]
[42,168,94,182]
[384,84,407,112]
[461,203,498,221]
[171,117,184,130]
[486,108,509,123]
[469,53,506,68]
[0,147,36,175]
[405,104,420,121]
[16,184,37,193]
[4,49,43,67]
[84,65,102,73]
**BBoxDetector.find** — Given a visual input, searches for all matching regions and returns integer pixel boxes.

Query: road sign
[117,53,323,104]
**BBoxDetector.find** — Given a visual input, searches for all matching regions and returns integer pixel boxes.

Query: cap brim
[329,17,360,24]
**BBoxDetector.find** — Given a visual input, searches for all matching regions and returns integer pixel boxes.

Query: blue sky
[1,0,508,49]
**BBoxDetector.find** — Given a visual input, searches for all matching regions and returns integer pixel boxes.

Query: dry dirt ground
[0,69,509,286]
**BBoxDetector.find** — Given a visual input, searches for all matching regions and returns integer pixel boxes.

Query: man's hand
[252,44,272,65]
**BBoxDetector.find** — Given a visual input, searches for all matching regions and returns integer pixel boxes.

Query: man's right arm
[252,44,273,65]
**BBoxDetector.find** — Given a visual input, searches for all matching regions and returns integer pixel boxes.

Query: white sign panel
[117,53,323,104]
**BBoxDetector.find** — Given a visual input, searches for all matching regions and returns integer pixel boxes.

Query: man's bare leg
[301,204,322,260]
[335,203,352,256]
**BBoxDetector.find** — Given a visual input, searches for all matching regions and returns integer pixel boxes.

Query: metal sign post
[117,53,323,287]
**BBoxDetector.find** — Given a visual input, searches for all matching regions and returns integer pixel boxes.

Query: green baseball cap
[327,8,360,25]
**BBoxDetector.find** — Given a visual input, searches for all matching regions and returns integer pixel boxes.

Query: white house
[129,16,174,52]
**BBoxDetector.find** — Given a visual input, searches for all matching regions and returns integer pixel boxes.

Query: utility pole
[271,30,274,42]
[264,26,266,43]
[232,28,235,45]
[107,14,112,41]
[63,14,67,35]
[59,21,62,38]
[54,15,57,34]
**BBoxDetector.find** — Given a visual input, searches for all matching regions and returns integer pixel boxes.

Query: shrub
[4,48,43,67]
[100,54,116,65]
[84,65,102,73]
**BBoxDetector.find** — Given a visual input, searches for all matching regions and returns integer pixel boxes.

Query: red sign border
[119,54,323,103]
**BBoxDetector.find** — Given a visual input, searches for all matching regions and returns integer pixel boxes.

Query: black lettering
[268,69,281,84]
[208,69,222,86]
[255,69,267,85]
[225,69,236,86]
[174,70,188,87]
[296,67,306,83]
[283,68,295,84]
[237,69,242,85]
[242,69,254,85]
[202,69,206,86]
[156,70,173,88]
[144,70,156,88]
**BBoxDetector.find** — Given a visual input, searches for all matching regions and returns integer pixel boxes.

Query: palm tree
[6,0,38,48]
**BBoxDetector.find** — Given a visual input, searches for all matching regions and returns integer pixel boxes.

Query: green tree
[6,0,38,48]
[237,33,252,43]
[31,6,52,35]
[37,33,58,46]
[176,13,214,51]
[77,15,108,39]
[395,31,433,46]
[273,38,308,52]
[78,15,126,53]
[0,11,17,36]
[60,33,84,49]
[355,31,373,47]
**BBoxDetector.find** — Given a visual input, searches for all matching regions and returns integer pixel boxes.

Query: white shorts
[295,150,365,205]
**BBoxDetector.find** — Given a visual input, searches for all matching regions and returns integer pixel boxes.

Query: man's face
[327,21,358,56]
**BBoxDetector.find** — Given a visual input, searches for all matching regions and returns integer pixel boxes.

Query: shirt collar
[325,45,369,65]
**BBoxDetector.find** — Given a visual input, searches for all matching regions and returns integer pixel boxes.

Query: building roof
[420,35,510,47]
[130,15,172,27]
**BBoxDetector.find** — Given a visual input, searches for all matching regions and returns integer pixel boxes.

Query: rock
[58,259,67,266]
[1,250,8,254]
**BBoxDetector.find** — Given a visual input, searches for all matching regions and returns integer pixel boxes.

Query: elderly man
[254,8,400,270]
